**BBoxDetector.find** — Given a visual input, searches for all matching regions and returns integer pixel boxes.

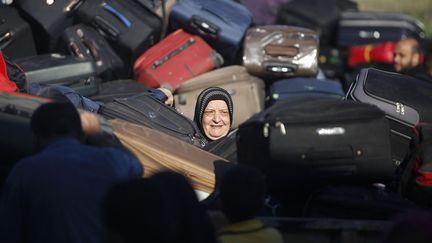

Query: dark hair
[220,165,266,222]
[30,102,83,141]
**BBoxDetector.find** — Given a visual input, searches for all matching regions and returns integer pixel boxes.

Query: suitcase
[59,24,127,81]
[0,5,37,60]
[15,54,100,97]
[75,0,162,65]
[135,0,176,37]
[240,0,289,25]
[268,77,345,106]
[348,41,396,67]
[242,25,319,78]
[169,0,253,64]
[174,65,265,128]
[204,128,237,163]
[347,68,432,166]
[89,79,150,103]
[237,97,395,192]
[98,92,208,148]
[133,29,223,90]
[15,0,83,38]
[337,11,425,47]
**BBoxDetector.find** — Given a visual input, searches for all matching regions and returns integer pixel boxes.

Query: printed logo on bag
[316,127,345,136]
[396,102,405,116]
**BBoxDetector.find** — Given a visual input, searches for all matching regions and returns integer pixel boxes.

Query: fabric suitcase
[169,0,252,64]
[348,41,396,67]
[0,5,37,60]
[59,24,126,81]
[174,65,265,128]
[75,0,162,65]
[15,54,100,97]
[237,97,394,193]
[347,68,432,166]
[269,77,345,105]
[240,0,289,25]
[89,79,150,103]
[243,25,319,78]
[98,92,207,148]
[133,29,223,90]
[204,128,237,163]
[135,0,176,37]
[337,11,425,47]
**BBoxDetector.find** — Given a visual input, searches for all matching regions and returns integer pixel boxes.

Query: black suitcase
[89,79,150,103]
[204,129,237,163]
[98,92,207,148]
[337,11,425,47]
[237,97,395,191]
[15,54,100,97]
[347,68,432,166]
[0,5,37,60]
[75,0,162,65]
[59,24,127,81]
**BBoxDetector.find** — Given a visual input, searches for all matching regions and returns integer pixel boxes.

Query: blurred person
[394,37,432,82]
[0,102,143,243]
[382,209,432,243]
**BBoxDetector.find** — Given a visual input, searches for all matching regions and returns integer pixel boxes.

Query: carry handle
[0,32,12,47]
[263,62,297,74]
[264,44,299,57]
[151,37,196,69]
[93,16,120,39]
[69,41,85,58]
[102,2,132,28]
[190,15,219,38]
[63,0,83,14]
[82,39,102,67]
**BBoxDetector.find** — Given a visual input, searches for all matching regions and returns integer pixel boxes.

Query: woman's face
[202,100,230,141]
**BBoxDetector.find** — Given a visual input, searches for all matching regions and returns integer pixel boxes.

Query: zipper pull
[263,123,270,138]
[275,121,286,135]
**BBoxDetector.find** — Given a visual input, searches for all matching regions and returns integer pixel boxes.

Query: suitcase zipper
[151,38,196,69]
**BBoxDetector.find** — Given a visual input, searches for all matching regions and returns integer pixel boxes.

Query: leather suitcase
[347,68,432,165]
[237,97,395,192]
[15,54,100,97]
[169,0,252,64]
[243,25,319,78]
[337,11,425,47]
[0,5,37,60]
[89,79,150,103]
[133,29,223,90]
[59,24,127,81]
[75,0,162,65]
[174,65,265,128]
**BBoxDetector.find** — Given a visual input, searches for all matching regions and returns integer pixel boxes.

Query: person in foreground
[194,87,234,142]
[0,102,143,243]
[218,165,284,243]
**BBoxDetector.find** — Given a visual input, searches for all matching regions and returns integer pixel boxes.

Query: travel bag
[348,41,396,67]
[89,79,150,103]
[174,65,266,128]
[347,68,432,165]
[169,0,252,64]
[242,25,319,79]
[133,29,223,90]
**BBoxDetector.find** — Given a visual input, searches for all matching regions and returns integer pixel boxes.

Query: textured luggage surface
[174,65,265,128]
[169,0,252,64]
[60,24,126,80]
[89,79,150,103]
[347,68,432,164]
[0,5,37,60]
[112,119,228,193]
[133,29,223,90]
[337,11,425,47]
[243,25,319,78]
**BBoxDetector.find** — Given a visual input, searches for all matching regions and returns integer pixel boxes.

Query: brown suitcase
[173,65,265,128]
[243,25,319,78]
[111,119,227,193]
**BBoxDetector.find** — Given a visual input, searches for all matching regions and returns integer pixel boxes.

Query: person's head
[193,87,233,141]
[30,102,83,150]
[394,37,421,73]
[220,165,266,223]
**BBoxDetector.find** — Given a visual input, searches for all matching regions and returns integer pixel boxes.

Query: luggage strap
[151,38,196,69]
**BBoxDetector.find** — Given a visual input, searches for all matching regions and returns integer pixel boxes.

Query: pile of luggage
[1,0,432,220]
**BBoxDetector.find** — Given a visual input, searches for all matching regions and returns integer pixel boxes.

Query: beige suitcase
[112,119,227,193]
[173,65,265,128]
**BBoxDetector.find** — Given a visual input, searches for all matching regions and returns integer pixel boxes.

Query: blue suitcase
[169,0,252,64]
[269,77,345,105]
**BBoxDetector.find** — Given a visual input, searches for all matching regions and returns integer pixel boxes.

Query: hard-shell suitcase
[89,79,150,103]
[15,54,100,97]
[269,77,345,106]
[75,0,162,65]
[237,97,395,192]
[337,11,425,47]
[98,92,208,148]
[243,25,319,78]
[348,41,396,67]
[0,5,37,60]
[133,29,223,90]
[347,68,432,165]
[169,0,252,64]
[174,65,265,128]
[59,24,126,81]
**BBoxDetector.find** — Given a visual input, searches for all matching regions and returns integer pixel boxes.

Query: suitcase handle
[102,3,132,28]
[264,62,297,74]
[63,0,83,14]
[93,16,120,40]
[83,39,103,67]
[264,45,299,57]
[151,38,196,69]
[0,32,12,47]
[69,41,85,58]
[190,15,219,38]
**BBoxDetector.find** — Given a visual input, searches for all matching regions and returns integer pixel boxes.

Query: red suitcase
[133,29,224,91]
[348,42,396,67]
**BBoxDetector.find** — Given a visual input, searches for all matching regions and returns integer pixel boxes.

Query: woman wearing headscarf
[193,87,234,142]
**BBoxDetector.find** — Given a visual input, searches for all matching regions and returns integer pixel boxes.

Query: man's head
[31,102,83,149]
[394,37,421,73]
